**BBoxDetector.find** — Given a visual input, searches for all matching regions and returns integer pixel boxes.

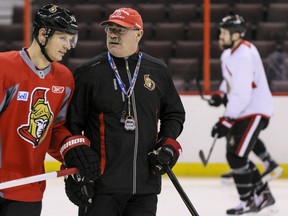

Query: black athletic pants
[0,197,42,216]
[226,115,269,200]
[79,193,157,216]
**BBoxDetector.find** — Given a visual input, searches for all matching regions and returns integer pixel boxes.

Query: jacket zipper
[125,59,139,194]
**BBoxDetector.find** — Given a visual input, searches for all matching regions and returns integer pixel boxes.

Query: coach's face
[105,24,143,58]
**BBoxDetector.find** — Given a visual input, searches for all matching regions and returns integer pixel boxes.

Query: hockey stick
[199,134,218,167]
[163,164,199,216]
[195,77,211,102]
[0,167,78,190]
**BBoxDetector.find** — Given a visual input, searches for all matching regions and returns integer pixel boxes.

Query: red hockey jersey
[0,49,73,202]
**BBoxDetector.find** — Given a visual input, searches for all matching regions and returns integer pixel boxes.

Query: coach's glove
[64,174,95,207]
[208,91,227,107]
[211,117,235,138]
[61,135,100,183]
[148,137,182,175]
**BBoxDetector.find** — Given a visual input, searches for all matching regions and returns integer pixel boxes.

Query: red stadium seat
[168,4,198,23]
[200,4,232,23]
[251,40,277,58]
[169,58,199,91]
[256,22,287,41]
[267,3,288,22]
[141,40,173,64]
[73,5,103,24]
[233,3,264,26]
[89,23,106,42]
[187,22,219,41]
[0,24,23,42]
[154,23,185,42]
[137,4,167,23]
[73,41,106,58]
[174,41,203,59]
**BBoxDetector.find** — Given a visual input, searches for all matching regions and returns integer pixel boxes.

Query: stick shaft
[195,78,210,102]
[199,134,218,166]
[205,134,218,162]
[163,165,199,216]
[0,168,78,190]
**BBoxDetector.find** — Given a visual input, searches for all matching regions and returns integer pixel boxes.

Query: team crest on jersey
[143,75,155,91]
[17,88,54,148]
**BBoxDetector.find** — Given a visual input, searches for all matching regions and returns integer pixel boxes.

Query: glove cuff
[60,135,91,157]
[163,138,182,157]
[214,90,225,99]
[219,117,235,129]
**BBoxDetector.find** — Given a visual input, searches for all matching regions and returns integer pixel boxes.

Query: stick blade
[199,150,207,167]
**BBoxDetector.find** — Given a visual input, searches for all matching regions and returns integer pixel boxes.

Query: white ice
[42,177,288,216]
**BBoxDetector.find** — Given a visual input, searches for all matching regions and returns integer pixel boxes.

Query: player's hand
[62,136,100,182]
[148,137,182,175]
[64,175,95,207]
[209,91,227,107]
[211,117,235,138]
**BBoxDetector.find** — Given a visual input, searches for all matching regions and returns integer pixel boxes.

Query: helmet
[219,15,246,38]
[32,4,78,62]
[33,4,78,36]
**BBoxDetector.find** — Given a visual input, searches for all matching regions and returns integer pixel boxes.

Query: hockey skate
[261,160,283,183]
[255,190,276,213]
[226,198,257,215]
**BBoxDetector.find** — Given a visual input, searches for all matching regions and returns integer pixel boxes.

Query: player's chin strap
[34,28,54,63]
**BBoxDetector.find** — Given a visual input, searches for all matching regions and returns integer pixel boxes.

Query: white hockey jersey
[219,40,273,119]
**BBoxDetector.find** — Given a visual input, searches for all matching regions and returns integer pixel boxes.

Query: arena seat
[137,4,167,23]
[267,3,288,22]
[174,41,203,59]
[256,22,287,41]
[73,41,106,58]
[141,40,172,64]
[168,58,199,91]
[154,23,185,42]
[73,4,103,24]
[168,4,198,23]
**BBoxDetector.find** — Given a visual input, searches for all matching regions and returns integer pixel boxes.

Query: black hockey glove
[209,91,227,107]
[64,174,95,207]
[211,117,235,138]
[61,136,100,183]
[148,137,182,175]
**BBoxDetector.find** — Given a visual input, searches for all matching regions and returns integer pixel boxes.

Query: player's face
[45,31,76,61]
[105,24,143,58]
[219,28,233,48]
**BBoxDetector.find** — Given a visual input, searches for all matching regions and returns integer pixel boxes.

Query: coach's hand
[149,137,182,175]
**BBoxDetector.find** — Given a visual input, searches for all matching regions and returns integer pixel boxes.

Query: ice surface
[42,177,288,216]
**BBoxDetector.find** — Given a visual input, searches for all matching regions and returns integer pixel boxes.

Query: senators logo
[18,88,54,148]
[143,74,155,91]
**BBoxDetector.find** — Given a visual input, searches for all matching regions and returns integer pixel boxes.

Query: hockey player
[210,30,283,184]
[210,15,276,215]
[64,7,185,216]
[0,4,99,216]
